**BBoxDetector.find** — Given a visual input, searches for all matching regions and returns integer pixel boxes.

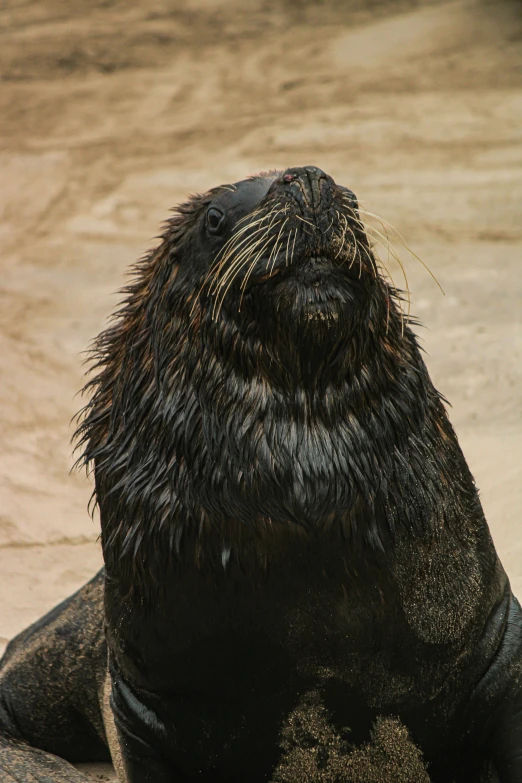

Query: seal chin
[288,255,365,284]
[253,253,365,335]
[289,293,346,333]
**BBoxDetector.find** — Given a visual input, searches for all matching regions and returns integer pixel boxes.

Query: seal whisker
[238,236,280,312]
[375,256,401,334]
[238,264,261,312]
[215,234,275,318]
[191,215,271,313]
[295,214,317,231]
[334,210,347,260]
[213,209,285,295]
[238,259,259,310]
[191,228,268,319]
[210,210,273,273]
[290,225,298,267]
[213,217,283,315]
[340,216,371,274]
[269,239,284,276]
[268,218,290,275]
[239,238,275,297]
[212,231,273,304]
[349,205,412,330]
[343,212,405,332]
[354,210,411,282]
[337,212,358,256]
[212,214,272,270]
[209,224,271,294]
[326,215,336,235]
[233,202,283,231]
[362,222,411,328]
[356,205,445,296]
[210,209,284,293]
[231,207,266,230]
[284,227,294,268]
[339,203,383,284]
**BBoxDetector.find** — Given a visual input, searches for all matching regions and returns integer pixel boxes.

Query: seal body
[1,166,522,783]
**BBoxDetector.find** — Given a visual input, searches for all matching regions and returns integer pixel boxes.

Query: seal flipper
[487,617,522,783]
[456,593,522,783]
[0,571,110,776]
[107,664,180,783]
[0,730,91,782]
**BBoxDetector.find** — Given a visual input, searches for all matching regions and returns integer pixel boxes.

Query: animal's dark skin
[1,166,522,782]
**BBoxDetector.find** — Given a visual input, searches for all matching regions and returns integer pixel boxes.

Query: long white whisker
[290,226,298,266]
[268,218,290,275]
[215,235,274,319]
[356,205,445,295]
[334,210,347,260]
[211,209,284,295]
[193,216,270,311]
[284,227,293,268]
[295,214,316,230]
[209,225,271,293]
[212,212,285,319]
[363,223,411,326]
[213,231,273,297]
[350,219,405,332]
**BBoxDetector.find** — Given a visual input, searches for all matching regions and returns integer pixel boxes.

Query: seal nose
[281,166,332,210]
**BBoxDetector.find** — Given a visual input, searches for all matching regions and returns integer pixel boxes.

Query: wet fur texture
[0,167,521,782]
[77,172,474,593]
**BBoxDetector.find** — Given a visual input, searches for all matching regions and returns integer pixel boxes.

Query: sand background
[1,0,521,778]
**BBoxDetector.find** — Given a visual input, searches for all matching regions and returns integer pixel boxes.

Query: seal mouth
[248,251,370,294]
[251,256,362,286]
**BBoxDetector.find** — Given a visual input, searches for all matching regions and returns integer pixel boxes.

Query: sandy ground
[0,0,521,778]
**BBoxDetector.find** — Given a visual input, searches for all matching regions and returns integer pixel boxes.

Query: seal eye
[206,207,225,235]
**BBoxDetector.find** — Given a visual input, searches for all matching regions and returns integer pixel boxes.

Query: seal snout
[276,165,335,211]
[203,167,371,312]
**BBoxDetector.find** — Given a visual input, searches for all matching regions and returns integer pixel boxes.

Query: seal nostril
[283,173,297,183]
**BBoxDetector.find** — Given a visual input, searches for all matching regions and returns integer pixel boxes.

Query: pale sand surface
[0,0,521,778]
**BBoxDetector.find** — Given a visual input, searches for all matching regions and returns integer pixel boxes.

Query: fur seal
[1,166,521,782]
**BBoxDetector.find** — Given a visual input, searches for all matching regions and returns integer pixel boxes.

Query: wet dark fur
[1,167,521,782]
[77,172,472,591]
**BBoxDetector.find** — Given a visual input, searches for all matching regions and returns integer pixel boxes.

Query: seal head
[188,166,380,386]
